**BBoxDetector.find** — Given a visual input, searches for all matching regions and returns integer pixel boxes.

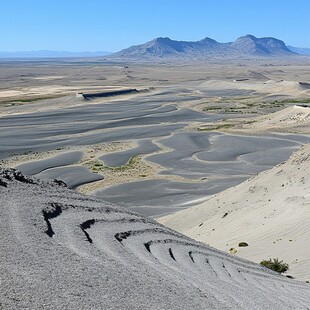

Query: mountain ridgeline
[111,35,296,59]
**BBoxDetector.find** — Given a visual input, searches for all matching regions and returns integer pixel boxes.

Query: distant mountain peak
[199,37,218,43]
[153,37,172,42]
[243,34,257,39]
[231,35,292,56]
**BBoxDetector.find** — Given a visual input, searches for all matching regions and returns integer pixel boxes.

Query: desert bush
[238,242,248,247]
[260,258,289,273]
[91,161,104,172]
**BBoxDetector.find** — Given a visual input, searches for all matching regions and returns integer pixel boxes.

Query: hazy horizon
[0,35,310,56]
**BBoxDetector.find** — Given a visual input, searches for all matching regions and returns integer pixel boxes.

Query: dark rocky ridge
[111,34,296,59]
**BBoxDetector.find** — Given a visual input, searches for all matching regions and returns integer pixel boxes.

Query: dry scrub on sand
[260,258,289,274]
[198,103,310,135]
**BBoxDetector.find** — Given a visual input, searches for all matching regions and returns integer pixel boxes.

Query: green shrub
[238,242,248,247]
[91,161,104,172]
[260,258,289,273]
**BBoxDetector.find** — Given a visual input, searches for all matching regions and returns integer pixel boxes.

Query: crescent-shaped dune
[1,169,310,309]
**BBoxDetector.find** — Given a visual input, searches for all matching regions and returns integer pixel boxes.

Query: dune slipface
[1,169,310,309]
[159,144,310,281]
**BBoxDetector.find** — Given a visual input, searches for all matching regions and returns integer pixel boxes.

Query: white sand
[240,105,310,134]
[198,79,310,97]
[159,144,310,281]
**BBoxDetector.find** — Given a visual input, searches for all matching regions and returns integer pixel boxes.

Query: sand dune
[1,168,310,309]
[241,105,310,134]
[198,79,310,97]
[159,144,310,281]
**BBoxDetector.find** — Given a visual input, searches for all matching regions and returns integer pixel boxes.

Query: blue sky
[1,0,310,52]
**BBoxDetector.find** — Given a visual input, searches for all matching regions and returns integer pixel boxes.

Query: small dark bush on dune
[260,258,289,273]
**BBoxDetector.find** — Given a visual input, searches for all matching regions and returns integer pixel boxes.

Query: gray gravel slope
[1,169,309,309]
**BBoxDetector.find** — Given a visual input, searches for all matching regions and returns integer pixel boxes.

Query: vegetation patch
[229,248,238,254]
[203,105,253,114]
[260,258,289,273]
[268,98,310,104]
[259,98,310,110]
[104,156,139,172]
[197,123,235,132]
[202,96,310,118]
[90,156,139,173]
[203,106,223,111]
[1,95,64,105]
[91,161,104,172]
[259,102,285,109]
[238,242,249,247]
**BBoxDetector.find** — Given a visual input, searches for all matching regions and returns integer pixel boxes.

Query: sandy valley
[1,58,310,215]
[1,57,310,291]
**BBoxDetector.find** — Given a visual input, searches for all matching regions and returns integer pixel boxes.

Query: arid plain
[1,57,310,283]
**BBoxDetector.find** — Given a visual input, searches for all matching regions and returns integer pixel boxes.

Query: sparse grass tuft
[91,161,104,172]
[268,98,310,104]
[203,106,223,111]
[260,258,289,273]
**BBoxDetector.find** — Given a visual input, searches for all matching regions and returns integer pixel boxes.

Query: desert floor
[1,57,310,216]
[1,57,310,283]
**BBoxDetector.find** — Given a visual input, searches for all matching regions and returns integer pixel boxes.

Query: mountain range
[287,45,310,55]
[110,34,299,59]
[1,35,309,60]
